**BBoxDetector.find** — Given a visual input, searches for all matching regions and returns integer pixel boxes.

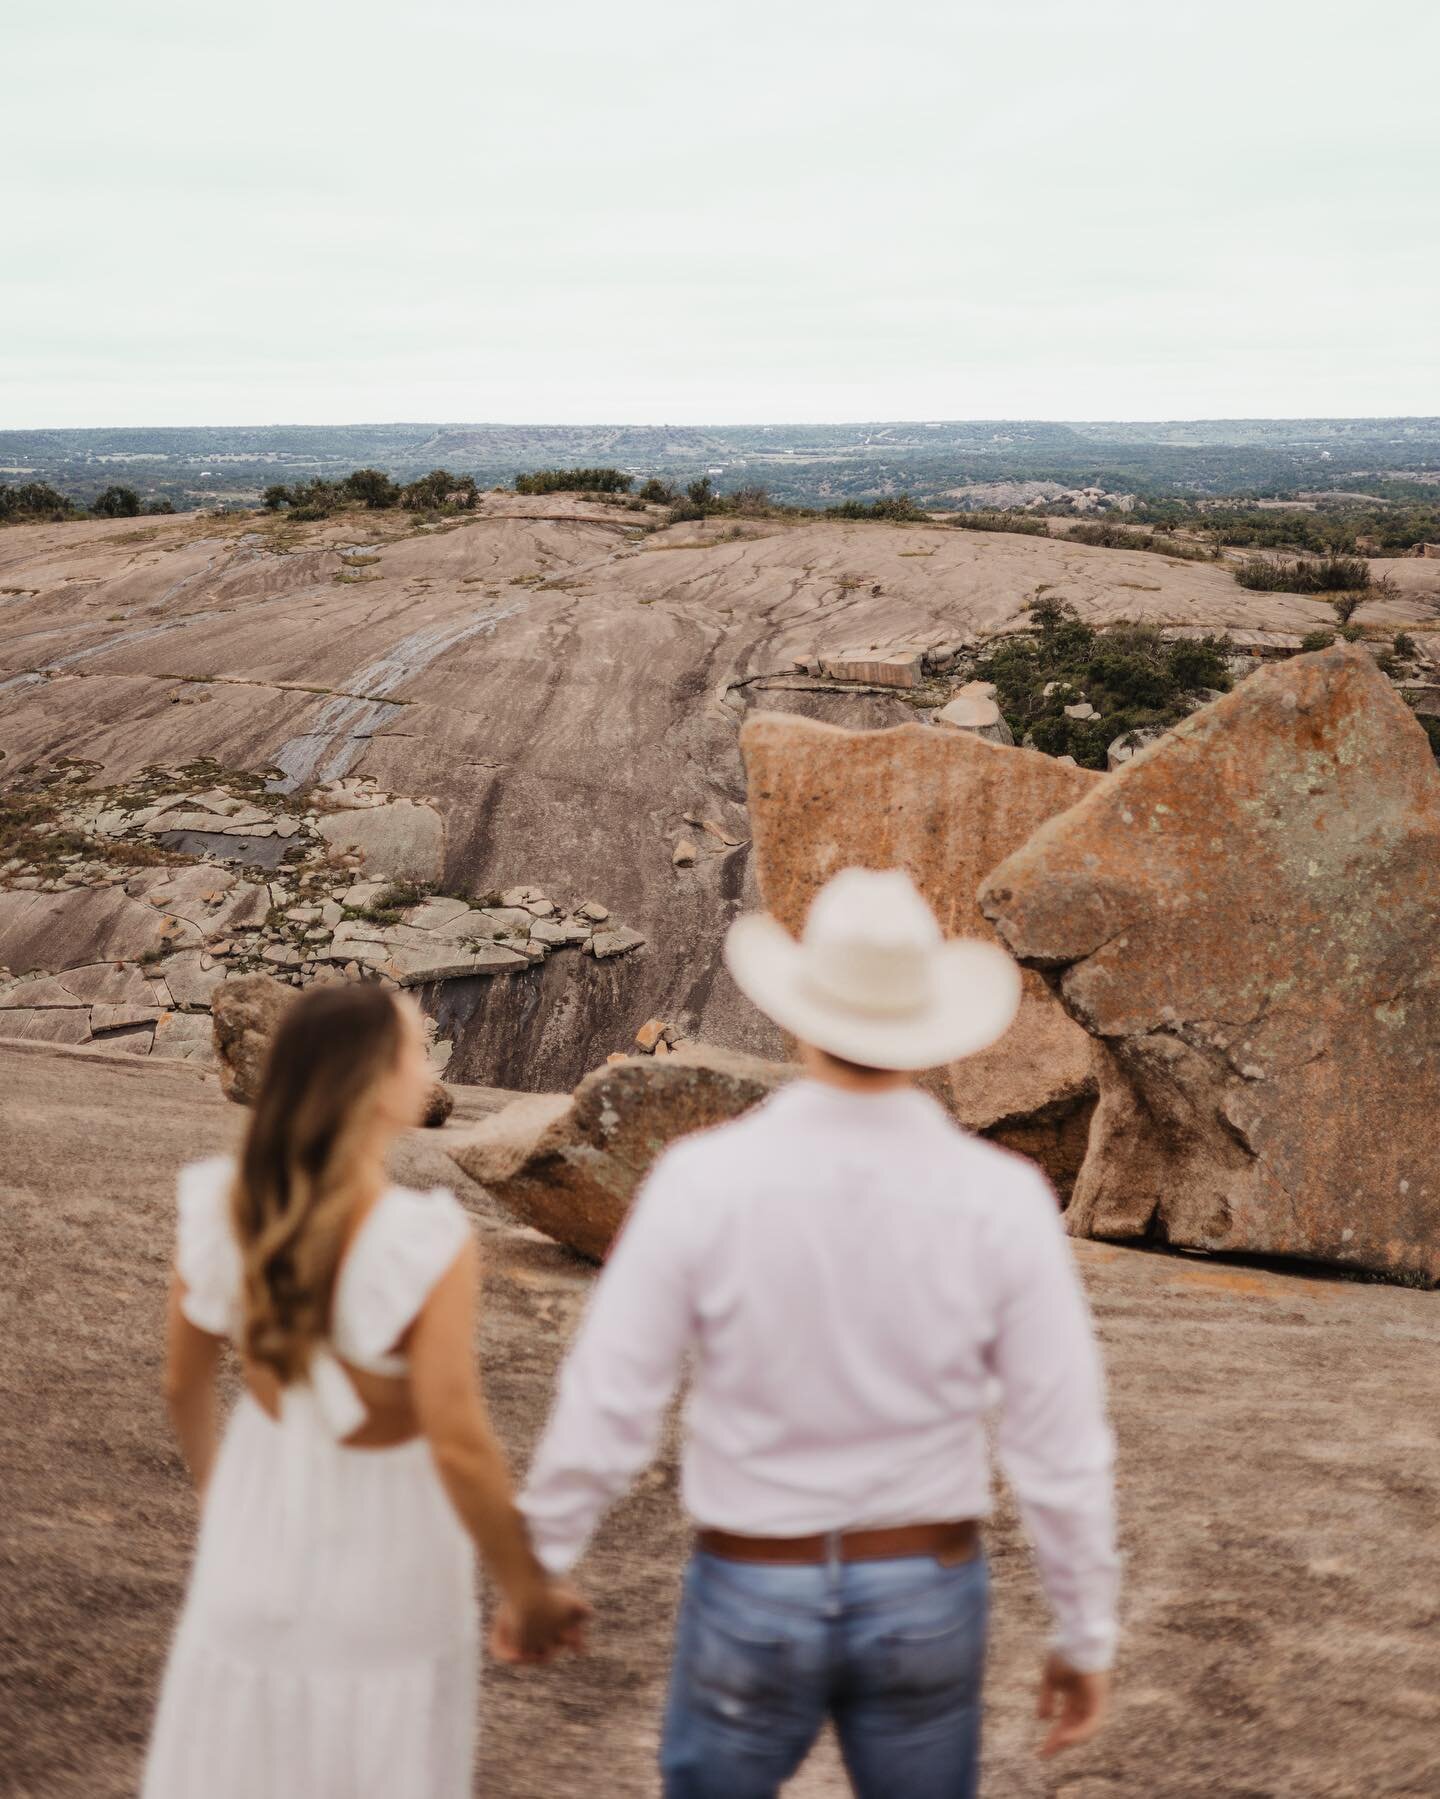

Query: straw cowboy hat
[723,867,1022,1072]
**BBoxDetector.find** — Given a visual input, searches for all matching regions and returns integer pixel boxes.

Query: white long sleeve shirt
[520,1079,1120,1671]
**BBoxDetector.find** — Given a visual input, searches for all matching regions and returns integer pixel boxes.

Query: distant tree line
[0,481,174,524]
[262,468,478,520]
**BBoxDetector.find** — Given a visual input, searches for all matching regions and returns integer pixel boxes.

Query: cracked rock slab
[0,884,194,976]
[321,919,529,984]
[741,713,1101,1196]
[979,645,1440,1284]
[446,1044,793,1261]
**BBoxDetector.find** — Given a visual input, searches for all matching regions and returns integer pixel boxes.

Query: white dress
[143,1158,479,1799]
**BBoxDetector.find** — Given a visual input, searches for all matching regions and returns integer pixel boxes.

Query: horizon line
[5,413,1440,435]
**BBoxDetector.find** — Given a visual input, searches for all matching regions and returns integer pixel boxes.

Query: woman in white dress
[144,981,587,1798]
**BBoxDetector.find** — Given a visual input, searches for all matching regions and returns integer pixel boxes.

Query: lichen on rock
[980,645,1440,1284]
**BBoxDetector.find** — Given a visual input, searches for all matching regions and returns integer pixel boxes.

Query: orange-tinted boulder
[979,645,1440,1284]
[740,712,1102,1195]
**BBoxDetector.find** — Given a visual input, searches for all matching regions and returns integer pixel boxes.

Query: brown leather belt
[697,1520,979,1567]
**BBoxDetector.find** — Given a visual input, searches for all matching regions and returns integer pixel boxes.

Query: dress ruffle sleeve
[175,1157,243,1338]
[333,1187,473,1367]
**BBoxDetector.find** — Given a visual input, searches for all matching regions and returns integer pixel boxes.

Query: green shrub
[1394,632,1418,659]
[972,599,1232,770]
[514,467,632,496]
[1066,520,1213,561]
[949,510,1050,537]
[637,477,678,504]
[1300,629,1337,651]
[344,468,400,509]
[1234,555,1370,593]
[401,469,477,511]
[825,495,928,522]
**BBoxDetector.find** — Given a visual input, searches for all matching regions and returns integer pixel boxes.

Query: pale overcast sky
[4,0,1437,427]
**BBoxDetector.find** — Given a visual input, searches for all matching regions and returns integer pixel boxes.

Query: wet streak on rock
[268,604,522,793]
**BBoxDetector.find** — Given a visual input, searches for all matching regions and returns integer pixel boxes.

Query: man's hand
[1036,1652,1111,1757]
[490,1579,591,1666]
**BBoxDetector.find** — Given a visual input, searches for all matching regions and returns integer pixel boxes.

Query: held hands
[1036,1652,1111,1758]
[490,1578,591,1666]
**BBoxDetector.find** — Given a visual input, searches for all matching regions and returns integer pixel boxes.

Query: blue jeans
[660,1547,989,1798]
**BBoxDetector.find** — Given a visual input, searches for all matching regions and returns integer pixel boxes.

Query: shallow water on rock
[151,829,291,869]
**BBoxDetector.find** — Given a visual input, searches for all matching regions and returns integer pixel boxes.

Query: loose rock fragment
[587,926,646,960]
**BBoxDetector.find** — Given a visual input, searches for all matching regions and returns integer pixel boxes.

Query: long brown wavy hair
[232,981,405,1383]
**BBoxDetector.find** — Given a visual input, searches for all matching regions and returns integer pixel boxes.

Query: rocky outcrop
[819,648,927,688]
[447,1044,792,1260]
[740,713,1102,1195]
[0,763,645,1085]
[979,645,1440,1284]
[211,970,454,1124]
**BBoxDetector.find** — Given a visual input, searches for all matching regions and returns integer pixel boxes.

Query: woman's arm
[164,1270,224,1496]
[408,1238,588,1659]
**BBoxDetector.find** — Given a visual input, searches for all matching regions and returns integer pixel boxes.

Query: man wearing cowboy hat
[508,868,1119,1796]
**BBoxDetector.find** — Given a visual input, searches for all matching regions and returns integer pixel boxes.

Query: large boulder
[739,713,1102,1195]
[314,800,444,883]
[979,645,1440,1284]
[447,1044,792,1261]
[211,972,454,1125]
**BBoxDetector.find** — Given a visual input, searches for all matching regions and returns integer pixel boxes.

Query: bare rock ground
[7,505,1437,1091]
[3,1041,1437,1798]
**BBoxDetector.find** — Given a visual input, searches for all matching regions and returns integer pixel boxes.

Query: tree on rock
[342,468,400,509]
[91,486,142,518]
